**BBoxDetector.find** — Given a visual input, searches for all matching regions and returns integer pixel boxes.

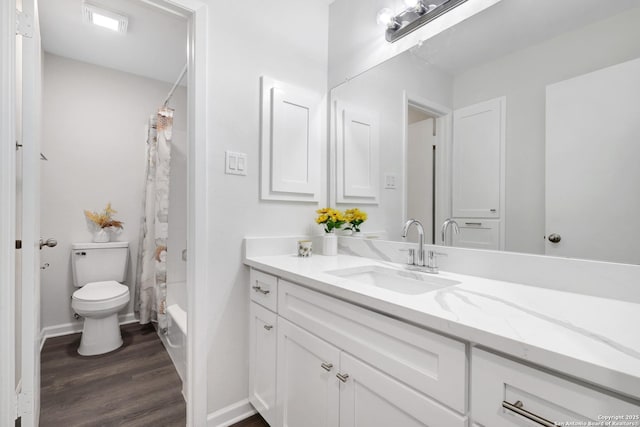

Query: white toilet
[71,241,131,356]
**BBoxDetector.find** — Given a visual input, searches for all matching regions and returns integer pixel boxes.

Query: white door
[249,302,278,426]
[452,98,505,220]
[18,0,42,424]
[277,318,340,427]
[407,118,435,243]
[545,58,640,264]
[338,352,467,427]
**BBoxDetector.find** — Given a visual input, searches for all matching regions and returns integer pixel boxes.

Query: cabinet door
[249,302,278,426]
[452,97,505,219]
[339,353,467,427]
[277,319,340,427]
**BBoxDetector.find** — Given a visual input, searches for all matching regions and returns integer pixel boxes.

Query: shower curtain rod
[163,63,188,107]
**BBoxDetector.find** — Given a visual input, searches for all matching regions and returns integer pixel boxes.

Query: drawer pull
[502,400,556,427]
[263,324,273,331]
[252,285,270,295]
[321,362,333,372]
[465,222,482,226]
[336,373,349,383]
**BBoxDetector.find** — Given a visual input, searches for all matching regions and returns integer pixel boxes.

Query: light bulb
[376,8,398,28]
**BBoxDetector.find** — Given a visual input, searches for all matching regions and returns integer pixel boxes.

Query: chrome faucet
[441,218,460,246]
[401,219,425,267]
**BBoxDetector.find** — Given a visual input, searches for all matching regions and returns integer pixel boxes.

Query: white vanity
[244,237,640,427]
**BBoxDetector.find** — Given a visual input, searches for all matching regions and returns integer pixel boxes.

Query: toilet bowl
[71,241,130,356]
[72,280,130,356]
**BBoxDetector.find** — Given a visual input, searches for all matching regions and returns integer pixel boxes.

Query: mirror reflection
[330,0,640,264]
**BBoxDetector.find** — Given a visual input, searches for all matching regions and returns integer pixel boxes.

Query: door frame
[402,91,453,242]
[174,0,209,424]
[0,1,17,425]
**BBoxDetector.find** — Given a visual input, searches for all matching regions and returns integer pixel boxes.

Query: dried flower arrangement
[84,203,124,230]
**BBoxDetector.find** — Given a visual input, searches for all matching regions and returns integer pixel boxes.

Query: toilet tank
[71,242,129,287]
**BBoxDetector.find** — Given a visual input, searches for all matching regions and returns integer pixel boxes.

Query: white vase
[93,228,110,243]
[322,233,338,256]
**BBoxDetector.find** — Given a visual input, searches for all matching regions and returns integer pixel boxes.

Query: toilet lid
[73,281,129,301]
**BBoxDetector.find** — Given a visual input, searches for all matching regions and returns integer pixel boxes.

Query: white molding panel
[260,76,321,202]
[335,101,380,204]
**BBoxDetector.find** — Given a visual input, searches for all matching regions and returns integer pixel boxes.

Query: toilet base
[78,313,124,356]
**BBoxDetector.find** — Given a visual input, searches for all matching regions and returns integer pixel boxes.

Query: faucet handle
[399,248,415,265]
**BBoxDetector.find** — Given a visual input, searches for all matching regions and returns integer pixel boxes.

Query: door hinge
[16,9,34,38]
[15,240,22,249]
[18,390,33,416]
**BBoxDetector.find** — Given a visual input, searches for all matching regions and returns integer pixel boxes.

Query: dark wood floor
[40,323,185,427]
[230,413,269,427]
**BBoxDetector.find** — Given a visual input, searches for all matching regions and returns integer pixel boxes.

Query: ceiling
[39,0,188,85]
[411,0,640,74]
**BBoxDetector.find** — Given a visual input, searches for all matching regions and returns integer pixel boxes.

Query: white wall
[40,53,187,331]
[328,0,500,87]
[331,51,452,239]
[204,0,329,414]
[453,7,640,255]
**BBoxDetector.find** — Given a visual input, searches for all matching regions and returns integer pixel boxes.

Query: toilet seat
[72,280,130,312]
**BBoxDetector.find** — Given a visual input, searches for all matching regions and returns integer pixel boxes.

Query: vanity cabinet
[249,268,468,427]
[248,267,640,427]
[471,348,640,426]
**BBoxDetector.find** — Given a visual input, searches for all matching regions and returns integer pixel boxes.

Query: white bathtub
[161,281,187,398]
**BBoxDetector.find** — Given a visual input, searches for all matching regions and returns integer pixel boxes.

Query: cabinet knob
[263,324,273,331]
[336,373,349,383]
[548,233,561,243]
[321,362,333,372]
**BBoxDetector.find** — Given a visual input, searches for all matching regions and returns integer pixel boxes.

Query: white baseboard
[207,399,256,427]
[40,312,138,350]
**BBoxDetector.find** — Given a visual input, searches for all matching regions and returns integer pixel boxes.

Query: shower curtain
[135,107,173,329]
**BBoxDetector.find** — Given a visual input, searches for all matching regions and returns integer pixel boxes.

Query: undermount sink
[326,265,461,295]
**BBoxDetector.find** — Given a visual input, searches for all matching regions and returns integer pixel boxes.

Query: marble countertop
[245,253,640,400]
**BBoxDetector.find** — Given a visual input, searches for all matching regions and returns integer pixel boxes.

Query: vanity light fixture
[377,0,468,43]
[82,2,128,33]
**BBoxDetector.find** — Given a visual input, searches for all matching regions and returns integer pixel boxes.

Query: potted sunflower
[315,207,345,255]
[344,208,367,237]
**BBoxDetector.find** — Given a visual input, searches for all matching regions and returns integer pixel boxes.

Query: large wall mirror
[329,0,640,265]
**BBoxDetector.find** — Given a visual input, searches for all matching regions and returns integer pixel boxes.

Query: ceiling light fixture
[82,2,128,33]
[377,0,468,43]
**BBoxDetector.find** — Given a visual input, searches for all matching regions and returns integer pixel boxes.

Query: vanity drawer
[278,280,467,413]
[452,218,500,250]
[471,348,640,426]
[249,269,278,312]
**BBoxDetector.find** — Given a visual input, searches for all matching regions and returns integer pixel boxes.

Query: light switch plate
[225,151,247,176]
[384,173,397,189]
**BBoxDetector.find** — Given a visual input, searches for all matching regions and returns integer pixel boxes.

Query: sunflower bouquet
[344,208,367,233]
[315,207,346,233]
[84,203,124,231]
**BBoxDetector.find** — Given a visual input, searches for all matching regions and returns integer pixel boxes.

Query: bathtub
[160,281,187,398]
